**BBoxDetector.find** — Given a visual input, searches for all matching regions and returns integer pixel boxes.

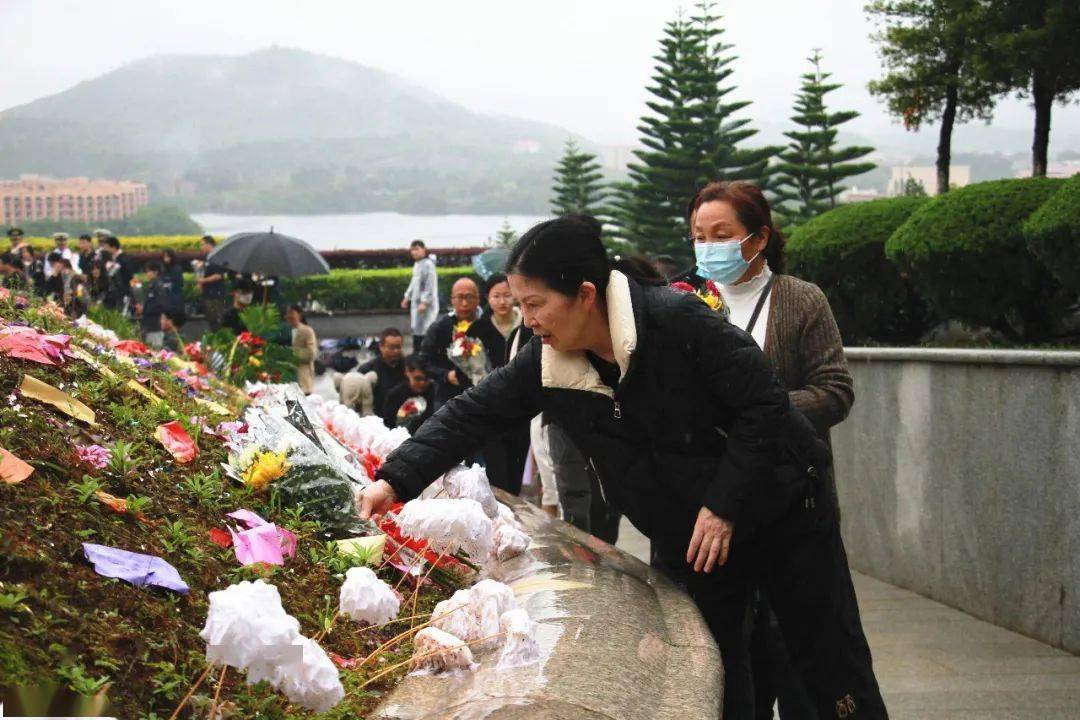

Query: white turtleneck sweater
[721,265,773,349]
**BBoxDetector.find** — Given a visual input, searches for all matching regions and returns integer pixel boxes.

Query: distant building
[0,174,149,225]
[839,186,884,204]
[889,165,970,196]
[1014,161,1080,179]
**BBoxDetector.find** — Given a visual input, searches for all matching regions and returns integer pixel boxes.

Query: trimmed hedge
[788,196,932,344]
[885,177,1068,341]
[182,266,480,312]
[1024,173,1080,294]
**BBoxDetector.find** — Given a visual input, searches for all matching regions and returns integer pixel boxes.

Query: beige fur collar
[540,270,637,398]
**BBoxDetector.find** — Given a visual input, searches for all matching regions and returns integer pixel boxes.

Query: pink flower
[75,444,112,470]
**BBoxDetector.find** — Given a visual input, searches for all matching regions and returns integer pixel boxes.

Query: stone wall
[833,348,1080,652]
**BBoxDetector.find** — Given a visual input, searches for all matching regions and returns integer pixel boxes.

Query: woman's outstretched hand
[686,506,734,573]
[358,480,398,521]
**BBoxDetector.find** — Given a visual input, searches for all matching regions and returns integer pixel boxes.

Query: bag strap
[744,274,776,335]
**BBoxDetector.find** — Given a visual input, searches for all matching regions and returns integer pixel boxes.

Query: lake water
[192,212,550,251]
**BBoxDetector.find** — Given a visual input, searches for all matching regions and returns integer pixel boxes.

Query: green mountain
[0,47,589,214]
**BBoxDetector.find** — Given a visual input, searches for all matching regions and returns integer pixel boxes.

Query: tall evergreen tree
[775,50,876,223]
[550,140,606,217]
[615,2,775,259]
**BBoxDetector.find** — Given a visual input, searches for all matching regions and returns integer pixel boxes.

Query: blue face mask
[694,233,756,284]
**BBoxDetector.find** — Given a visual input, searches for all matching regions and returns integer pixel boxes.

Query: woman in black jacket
[360,215,886,720]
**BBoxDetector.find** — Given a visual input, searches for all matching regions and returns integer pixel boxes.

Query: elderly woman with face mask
[360,214,886,720]
[678,181,855,719]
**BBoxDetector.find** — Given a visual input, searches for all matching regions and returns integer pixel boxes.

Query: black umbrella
[206,228,330,278]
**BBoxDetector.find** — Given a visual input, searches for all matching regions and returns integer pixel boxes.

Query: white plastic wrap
[339,567,400,626]
[496,502,522,531]
[497,608,540,668]
[469,579,518,647]
[369,425,410,458]
[267,635,345,713]
[394,498,495,561]
[199,580,300,674]
[431,589,479,641]
[411,627,477,673]
[436,464,499,519]
[493,521,531,562]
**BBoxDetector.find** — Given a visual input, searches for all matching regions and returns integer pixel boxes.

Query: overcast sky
[4,0,1078,150]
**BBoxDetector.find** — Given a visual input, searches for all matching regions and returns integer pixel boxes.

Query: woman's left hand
[686,506,734,573]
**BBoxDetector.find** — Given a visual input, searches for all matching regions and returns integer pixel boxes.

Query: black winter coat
[378,272,828,553]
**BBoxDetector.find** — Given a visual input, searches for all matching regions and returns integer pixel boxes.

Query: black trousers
[654,489,887,720]
[548,422,621,544]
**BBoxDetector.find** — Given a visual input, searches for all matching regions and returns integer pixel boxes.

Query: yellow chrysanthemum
[454,320,472,334]
[242,450,290,492]
[248,356,262,367]
[701,293,722,311]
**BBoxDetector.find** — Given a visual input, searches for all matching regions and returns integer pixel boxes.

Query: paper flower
[200,580,300,674]
[75,443,112,470]
[431,589,479,642]
[154,421,198,463]
[494,520,531,562]
[241,450,290,492]
[469,579,517,645]
[411,627,477,673]
[263,635,345,713]
[395,498,495,561]
[339,567,400,626]
[430,464,499,519]
[497,608,540,669]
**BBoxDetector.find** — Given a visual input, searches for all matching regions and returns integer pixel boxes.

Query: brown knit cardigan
[760,273,854,443]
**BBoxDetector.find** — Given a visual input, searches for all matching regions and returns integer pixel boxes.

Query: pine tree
[775,50,876,223]
[551,140,606,217]
[615,2,776,259]
[492,219,518,248]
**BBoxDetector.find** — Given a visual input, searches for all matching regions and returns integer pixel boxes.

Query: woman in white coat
[401,239,439,350]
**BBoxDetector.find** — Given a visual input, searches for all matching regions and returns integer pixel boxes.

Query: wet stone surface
[374,493,722,720]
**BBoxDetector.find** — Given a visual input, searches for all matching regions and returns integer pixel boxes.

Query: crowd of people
[353,182,889,720]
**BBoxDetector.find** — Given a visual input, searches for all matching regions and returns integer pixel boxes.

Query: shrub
[885,177,1068,341]
[182,266,480,312]
[29,234,206,253]
[787,196,932,344]
[1024,173,1080,295]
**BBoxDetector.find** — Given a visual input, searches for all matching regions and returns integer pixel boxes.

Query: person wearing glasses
[418,276,506,406]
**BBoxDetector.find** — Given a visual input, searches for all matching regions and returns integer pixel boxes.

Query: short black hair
[404,354,425,373]
[287,303,306,323]
[47,251,63,262]
[57,257,73,270]
[486,272,509,295]
[144,261,163,274]
[202,235,216,247]
[409,239,426,250]
[233,278,256,293]
[78,234,92,242]
[381,327,403,340]
[105,236,121,249]
[7,227,23,237]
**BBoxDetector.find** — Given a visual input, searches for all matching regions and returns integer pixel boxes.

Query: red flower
[237,331,265,349]
[670,281,696,294]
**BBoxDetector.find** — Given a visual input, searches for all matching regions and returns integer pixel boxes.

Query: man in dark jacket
[357,328,406,417]
[419,277,505,405]
[366,268,886,720]
[138,262,167,347]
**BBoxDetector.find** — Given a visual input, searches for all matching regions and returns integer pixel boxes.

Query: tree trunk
[1031,68,1053,178]
[936,82,958,195]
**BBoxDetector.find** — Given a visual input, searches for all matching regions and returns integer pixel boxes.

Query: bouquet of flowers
[671,279,730,319]
[447,320,491,386]
[395,396,428,428]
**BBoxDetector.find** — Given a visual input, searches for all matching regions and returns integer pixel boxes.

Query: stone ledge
[844,346,1080,367]
[374,492,722,720]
